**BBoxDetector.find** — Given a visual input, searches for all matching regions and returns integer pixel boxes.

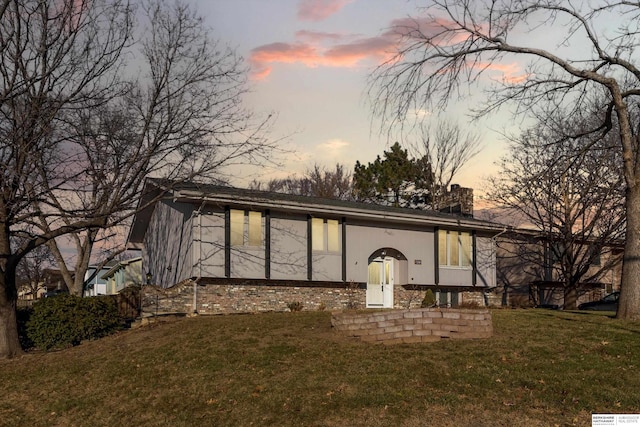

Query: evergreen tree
[353,142,432,207]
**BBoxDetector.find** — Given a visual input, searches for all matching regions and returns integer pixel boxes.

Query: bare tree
[369,1,640,319]
[250,163,353,200]
[0,0,275,358]
[411,120,481,210]
[487,107,625,309]
[15,243,55,301]
[305,164,353,200]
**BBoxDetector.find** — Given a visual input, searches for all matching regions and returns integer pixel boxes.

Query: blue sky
[198,0,522,193]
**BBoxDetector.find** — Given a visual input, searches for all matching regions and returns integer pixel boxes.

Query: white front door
[367,258,394,308]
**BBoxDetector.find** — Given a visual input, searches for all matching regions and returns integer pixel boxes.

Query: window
[550,242,564,264]
[436,290,459,307]
[587,246,601,266]
[230,209,262,247]
[311,218,340,252]
[312,218,324,251]
[438,230,472,267]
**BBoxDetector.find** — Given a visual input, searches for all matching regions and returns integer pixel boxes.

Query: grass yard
[1,309,639,427]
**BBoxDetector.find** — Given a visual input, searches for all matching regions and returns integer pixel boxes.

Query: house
[83,262,117,297]
[17,268,70,301]
[100,257,143,294]
[494,229,623,308]
[126,179,505,314]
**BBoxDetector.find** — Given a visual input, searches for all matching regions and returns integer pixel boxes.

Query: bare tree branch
[369,0,640,320]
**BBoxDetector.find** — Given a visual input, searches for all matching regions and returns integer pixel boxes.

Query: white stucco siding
[230,248,265,279]
[345,223,435,285]
[313,253,342,281]
[439,268,473,286]
[143,200,194,288]
[475,236,496,287]
[270,216,307,280]
[194,211,226,278]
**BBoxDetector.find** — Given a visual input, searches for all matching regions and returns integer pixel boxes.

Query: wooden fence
[108,287,141,320]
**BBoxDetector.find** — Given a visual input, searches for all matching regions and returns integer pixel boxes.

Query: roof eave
[174,191,504,233]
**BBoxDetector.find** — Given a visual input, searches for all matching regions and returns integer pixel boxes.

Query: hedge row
[25,294,122,350]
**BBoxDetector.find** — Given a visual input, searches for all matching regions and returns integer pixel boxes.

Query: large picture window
[230,209,262,247]
[438,230,472,267]
[311,218,340,253]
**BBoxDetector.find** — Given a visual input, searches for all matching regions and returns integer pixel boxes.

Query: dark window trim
[307,215,313,281]
[224,206,231,278]
[472,230,477,286]
[434,226,439,285]
[341,217,347,282]
[265,209,271,279]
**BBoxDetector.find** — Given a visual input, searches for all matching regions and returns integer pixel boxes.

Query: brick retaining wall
[331,308,493,344]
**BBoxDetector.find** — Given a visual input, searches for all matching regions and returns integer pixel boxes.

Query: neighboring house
[18,268,70,301]
[101,257,143,294]
[127,180,505,314]
[17,281,46,300]
[84,263,117,297]
[495,229,623,308]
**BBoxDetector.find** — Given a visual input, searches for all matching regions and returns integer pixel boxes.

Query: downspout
[194,208,200,314]
[192,200,206,315]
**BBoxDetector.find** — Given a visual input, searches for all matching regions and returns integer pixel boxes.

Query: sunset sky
[199,0,528,193]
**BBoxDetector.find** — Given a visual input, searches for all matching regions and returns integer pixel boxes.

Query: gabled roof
[100,257,142,280]
[127,178,506,248]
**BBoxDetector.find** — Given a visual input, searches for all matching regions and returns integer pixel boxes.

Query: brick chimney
[438,184,474,217]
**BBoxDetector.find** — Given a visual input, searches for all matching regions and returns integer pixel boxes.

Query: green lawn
[1,309,639,426]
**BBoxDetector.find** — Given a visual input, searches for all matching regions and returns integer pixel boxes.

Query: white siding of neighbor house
[103,259,143,294]
[345,223,435,286]
[270,215,307,280]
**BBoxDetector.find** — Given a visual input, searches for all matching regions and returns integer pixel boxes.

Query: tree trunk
[617,185,640,320]
[0,275,23,359]
[564,285,578,310]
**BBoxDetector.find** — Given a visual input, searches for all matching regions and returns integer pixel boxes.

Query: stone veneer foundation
[331,308,493,344]
[140,280,497,316]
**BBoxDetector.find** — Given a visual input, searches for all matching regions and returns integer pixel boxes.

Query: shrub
[287,301,304,312]
[421,290,436,308]
[458,301,481,309]
[26,295,122,350]
[16,307,34,350]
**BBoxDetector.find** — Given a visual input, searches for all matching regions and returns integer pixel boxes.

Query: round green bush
[26,295,122,350]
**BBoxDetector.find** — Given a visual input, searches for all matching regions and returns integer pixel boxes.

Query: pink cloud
[249,34,396,79]
[248,13,497,80]
[297,0,353,21]
[250,42,323,80]
[324,36,397,66]
[295,30,350,44]
[250,25,399,80]
[477,62,529,84]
